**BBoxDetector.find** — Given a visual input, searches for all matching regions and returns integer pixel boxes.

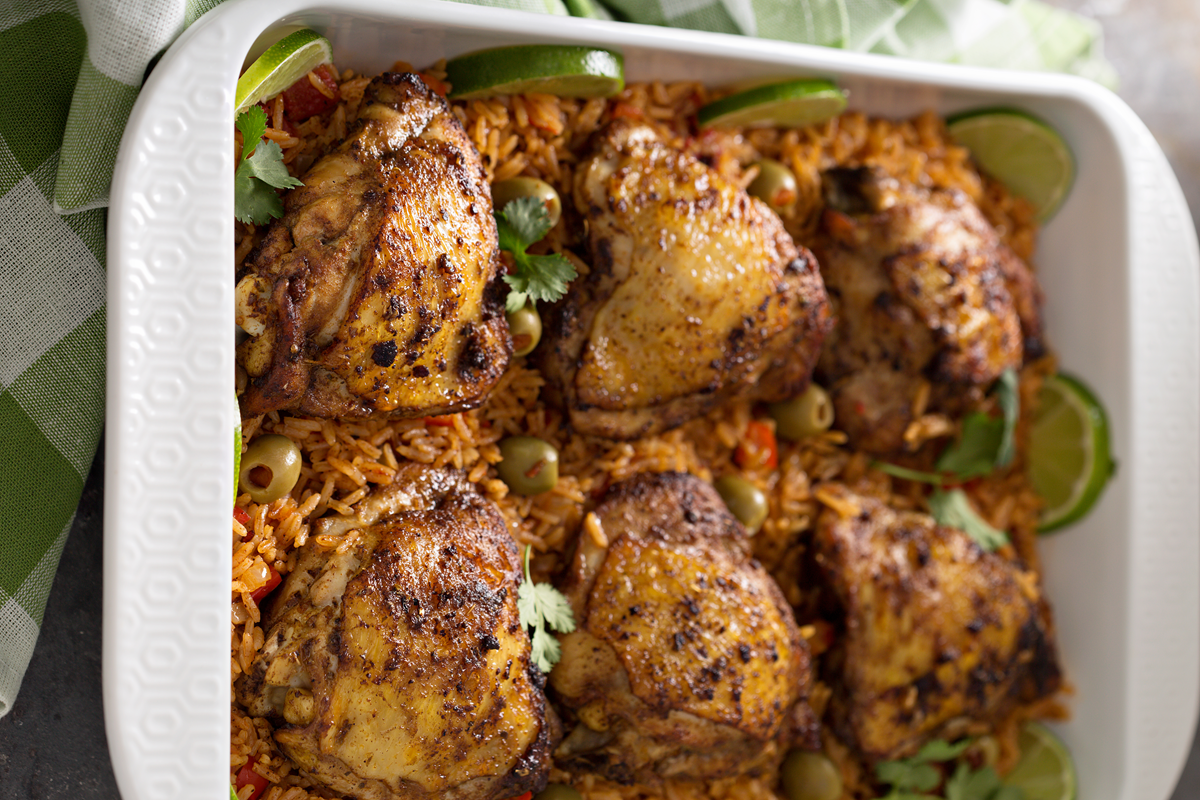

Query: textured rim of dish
[105,2,1200,799]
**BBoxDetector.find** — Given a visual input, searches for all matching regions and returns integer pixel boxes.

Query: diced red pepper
[235,763,270,800]
[282,63,341,123]
[233,507,251,527]
[611,101,643,120]
[417,72,450,96]
[504,793,533,800]
[734,420,778,470]
[424,414,458,427]
[250,566,281,604]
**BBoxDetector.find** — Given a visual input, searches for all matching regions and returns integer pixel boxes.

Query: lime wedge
[1028,373,1113,533]
[235,29,333,114]
[445,45,624,100]
[697,79,846,129]
[947,109,1074,221]
[1003,723,1077,800]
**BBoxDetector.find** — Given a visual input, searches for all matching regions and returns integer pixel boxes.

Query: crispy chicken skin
[538,121,832,440]
[812,484,1061,761]
[813,166,1043,455]
[235,465,554,800]
[237,73,510,418]
[550,472,818,784]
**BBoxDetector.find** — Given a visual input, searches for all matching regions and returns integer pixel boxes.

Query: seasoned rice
[231,61,1063,800]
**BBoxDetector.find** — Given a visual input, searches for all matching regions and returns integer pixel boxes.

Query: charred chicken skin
[539,121,832,440]
[550,471,818,784]
[813,166,1044,455]
[812,484,1061,761]
[235,465,554,800]
[237,73,510,418]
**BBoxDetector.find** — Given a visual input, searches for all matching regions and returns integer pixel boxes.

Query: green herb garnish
[929,488,1009,551]
[876,739,972,799]
[234,107,303,225]
[945,762,1025,800]
[871,369,1020,551]
[936,370,1019,478]
[517,545,576,672]
[876,739,1024,800]
[495,196,578,313]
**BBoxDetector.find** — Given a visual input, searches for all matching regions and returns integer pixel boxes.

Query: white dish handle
[105,7,241,800]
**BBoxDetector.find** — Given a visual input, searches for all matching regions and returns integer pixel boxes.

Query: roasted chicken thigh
[235,465,554,800]
[812,484,1061,761]
[813,166,1043,455]
[237,73,510,418]
[550,472,818,784]
[539,121,832,440]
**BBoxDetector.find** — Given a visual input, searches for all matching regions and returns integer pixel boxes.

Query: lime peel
[1028,373,1112,533]
[947,108,1074,222]
[445,45,624,100]
[235,29,333,114]
[1002,722,1077,800]
[697,79,847,129]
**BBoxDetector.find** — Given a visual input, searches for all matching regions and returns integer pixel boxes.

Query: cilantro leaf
[935,412,1005,479]
[945,762,1025,800]
[234,166,285,224]
[993,369,1019,468]
[504,253,577,313]
[233,109,304,226]
[872,461,946,485]
[530,625,563,673]
[499,195,554,245]
[495,196,577,313]
[877,761,940,792]
[235,106,268,162]
[935,369,1020,479]
[242,140,304,191]
[929,488,1009,551]
[916,739,973,762]
[517,546,577,672]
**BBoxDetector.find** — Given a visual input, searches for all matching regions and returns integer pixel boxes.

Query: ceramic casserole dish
[104,1,1200,799]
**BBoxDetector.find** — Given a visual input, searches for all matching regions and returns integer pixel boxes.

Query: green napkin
[0,0,1112,718]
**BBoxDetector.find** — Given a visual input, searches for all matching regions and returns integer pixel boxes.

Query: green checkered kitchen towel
[0,0,1113,716]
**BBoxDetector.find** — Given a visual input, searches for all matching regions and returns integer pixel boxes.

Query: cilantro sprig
[876,739,1025,800]
[234,107,303,225]
[516,545,576,672]
[495,196,578,313]
[872,369,1019,551]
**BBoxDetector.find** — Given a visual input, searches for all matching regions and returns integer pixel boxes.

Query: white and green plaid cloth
[0,0,1113,717]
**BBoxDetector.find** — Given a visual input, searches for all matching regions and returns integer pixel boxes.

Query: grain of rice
[231,65,1054,800]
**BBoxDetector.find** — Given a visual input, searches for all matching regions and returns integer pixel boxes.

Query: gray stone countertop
[1,0,1197,796]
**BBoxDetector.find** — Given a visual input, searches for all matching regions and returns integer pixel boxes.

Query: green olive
[239,434,302,504]
[748,158,799,212]
[780,750,843,800]
[769,383,835,441]
[535,785,583,800]
[497,436,559,495]
[492,177,562,230]
[507,304,543,357]
[714,475,768,534]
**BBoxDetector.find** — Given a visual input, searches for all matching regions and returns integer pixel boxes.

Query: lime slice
[697,79,847,129]
[946,109,1074,221]
[1002,722,1077,800]
[235,28,333,114]
[445,45,624,100]
[1028,373,1113,533]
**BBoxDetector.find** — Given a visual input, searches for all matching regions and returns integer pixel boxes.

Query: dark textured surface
[1,2,1197,798]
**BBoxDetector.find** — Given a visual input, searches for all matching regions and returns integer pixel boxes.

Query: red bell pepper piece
[734,420,778,470]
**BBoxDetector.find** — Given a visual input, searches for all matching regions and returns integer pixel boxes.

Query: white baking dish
[104,1,1200,798]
